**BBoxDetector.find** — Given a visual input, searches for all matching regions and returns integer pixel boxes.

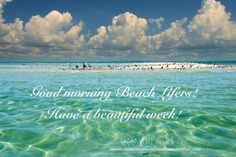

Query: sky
[0,0,236,61]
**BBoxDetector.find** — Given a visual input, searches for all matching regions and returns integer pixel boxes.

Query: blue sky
[3,0,203,32]
[0,0,236,61]
[4,0,236,33]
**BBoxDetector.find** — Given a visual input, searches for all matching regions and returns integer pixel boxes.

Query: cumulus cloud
[0,0,21,44]
[88,26,107,49]
[0,8,85,58]
[148,18,187,51]
[89,12,148,52]
[88,0,236,57]
[24,10,84,50]
[187,0,236,47]
[0,18,23,44]
[1,0,236,60]
[88,12,186,53]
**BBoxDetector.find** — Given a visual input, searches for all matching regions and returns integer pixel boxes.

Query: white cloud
[187,0,236,46]
[0,9,85,58]
[88,26,107,49]
[0,18,23,44]
[0,0,12,22]
[149,18,187,51]
[24,10,84,50]
[88,12,186,53]
[88,0,236,56]
[89,12,148,51]
[148,17,164,29]
[1,0,236,60]
[0,0,23,45]
[107,12,147,48]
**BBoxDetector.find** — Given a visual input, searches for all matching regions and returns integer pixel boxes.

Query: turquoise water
[0,66,236,157]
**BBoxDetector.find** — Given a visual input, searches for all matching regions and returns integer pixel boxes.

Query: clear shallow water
[0,67,236,157]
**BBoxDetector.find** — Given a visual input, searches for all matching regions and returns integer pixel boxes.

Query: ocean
[0,62,236,156]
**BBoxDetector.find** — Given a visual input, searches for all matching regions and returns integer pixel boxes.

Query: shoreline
[0,62,235,72]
